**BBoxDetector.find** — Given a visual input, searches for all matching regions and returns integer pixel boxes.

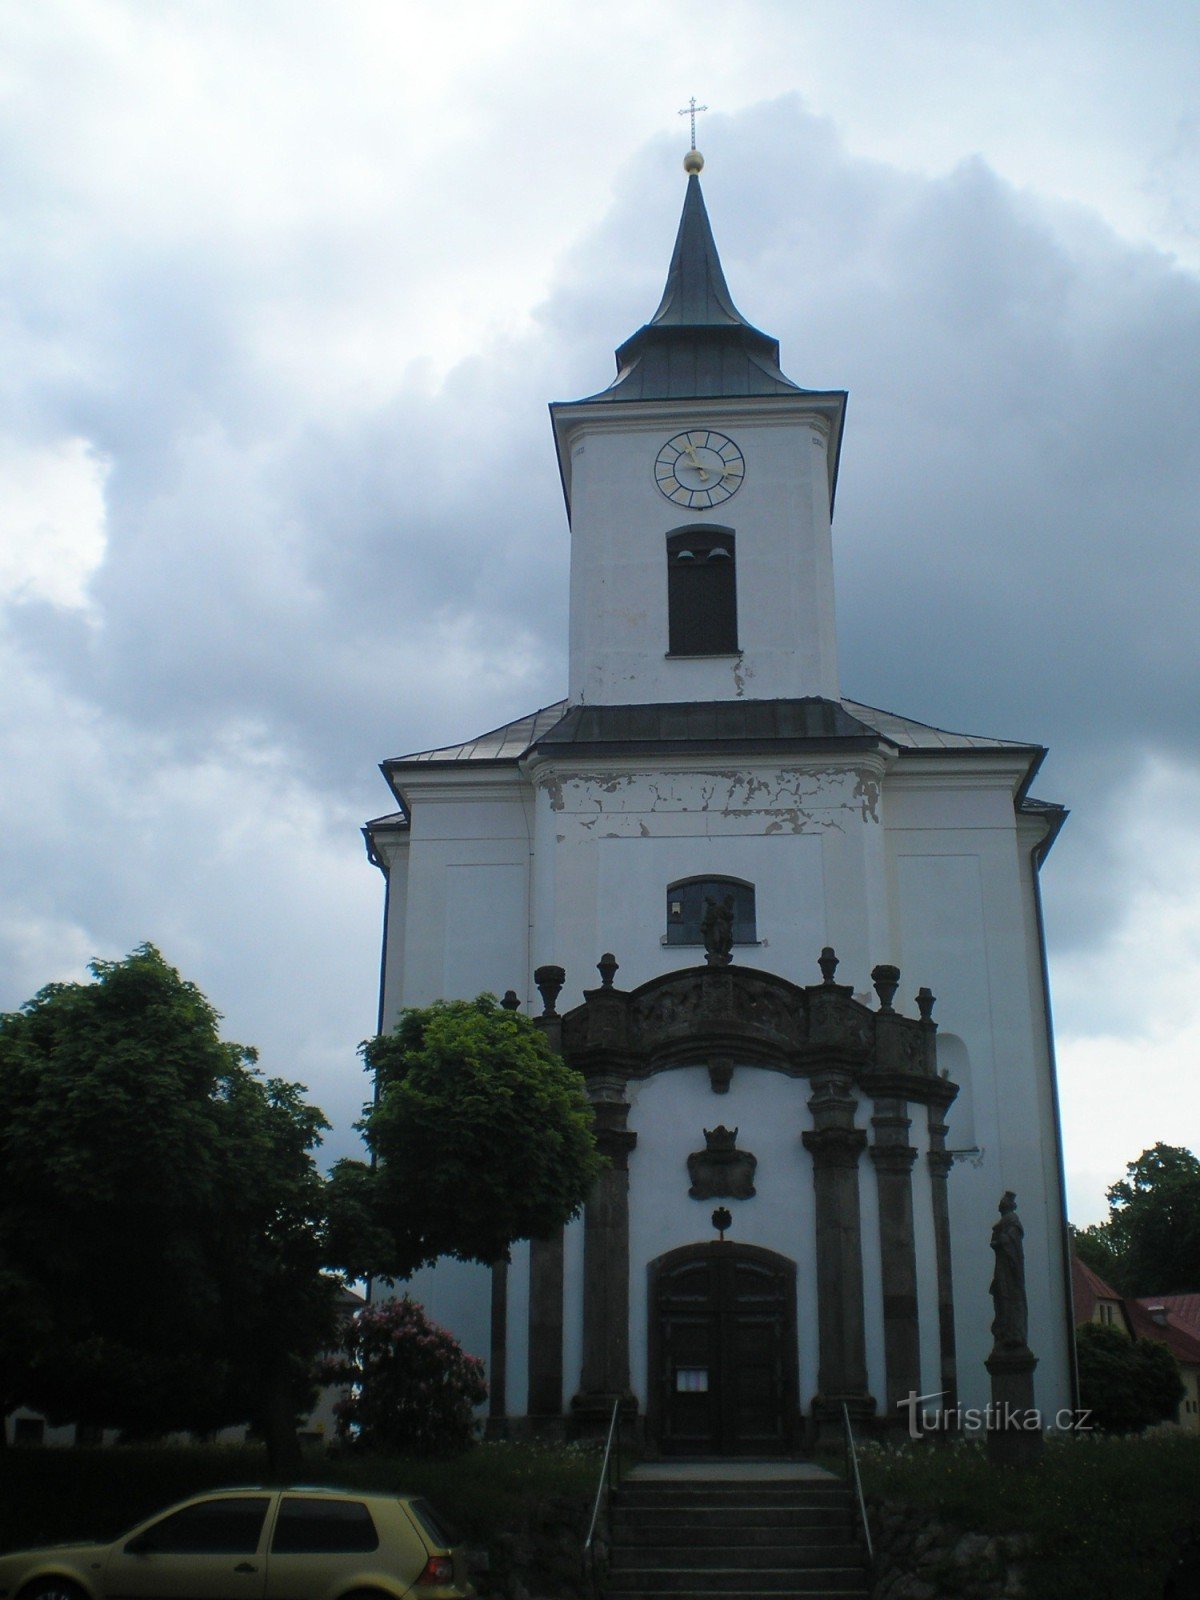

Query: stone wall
[869,1498,1031,1600]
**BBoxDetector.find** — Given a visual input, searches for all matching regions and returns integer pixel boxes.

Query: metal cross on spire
[678,97,708,150]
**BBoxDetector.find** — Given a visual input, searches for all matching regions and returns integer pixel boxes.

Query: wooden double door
[649,1243,797,1455]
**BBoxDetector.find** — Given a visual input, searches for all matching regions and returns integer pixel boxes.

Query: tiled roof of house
[1156,1294,1200,1333]
[1130,1299,1200,1367]
[1072,1255,1127,1326]
[1071,1257,1200,1369]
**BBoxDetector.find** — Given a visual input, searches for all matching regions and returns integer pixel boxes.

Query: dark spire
[580,166,806,404]
[634,171,749,339]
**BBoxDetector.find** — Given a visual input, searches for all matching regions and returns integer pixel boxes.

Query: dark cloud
[2,89,1198,1190]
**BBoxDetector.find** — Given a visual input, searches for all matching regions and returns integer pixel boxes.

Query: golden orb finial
[683,148,704,175]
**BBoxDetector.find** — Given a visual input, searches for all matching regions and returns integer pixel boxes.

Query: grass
[0,1439,601,1589]
[856,1430,1200,1600]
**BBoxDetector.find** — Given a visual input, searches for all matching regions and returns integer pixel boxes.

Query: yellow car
[0,1487,474,1600]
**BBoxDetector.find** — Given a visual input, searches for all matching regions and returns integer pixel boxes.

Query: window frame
[666,526,738,657]
[665,876,757,947]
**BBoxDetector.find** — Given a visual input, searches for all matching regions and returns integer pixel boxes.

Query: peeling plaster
[540,764,888,843]
[854,771,881,823]
[541,775,566,812]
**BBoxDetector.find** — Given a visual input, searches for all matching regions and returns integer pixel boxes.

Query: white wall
[528,756,890,1012]
[560,402,840,706]
[626,1066,820,1406]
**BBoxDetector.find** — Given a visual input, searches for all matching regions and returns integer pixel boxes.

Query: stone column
[802,1071,873,1432]
[529,990,567,1432]
[571,1081,637,1435]
[869,1098,921,1422]
[926,1110,959,1418]
[528,1229,565,1429]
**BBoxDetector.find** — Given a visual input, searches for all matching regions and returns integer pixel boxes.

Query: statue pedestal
[985,1345,1042,1466]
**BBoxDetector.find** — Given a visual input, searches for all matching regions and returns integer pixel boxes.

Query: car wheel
[19,1582,90,1600]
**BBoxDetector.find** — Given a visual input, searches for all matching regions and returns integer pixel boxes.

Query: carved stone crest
[687,1125,757,1199]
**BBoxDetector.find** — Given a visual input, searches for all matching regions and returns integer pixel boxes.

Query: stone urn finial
[533,964,566,1018]
[871,964,901,1012]
[597,952,619,989]
[916,986,936,1021]
[818,947,839,985]
[712,1206,732,1241]
[500,990,521,1011]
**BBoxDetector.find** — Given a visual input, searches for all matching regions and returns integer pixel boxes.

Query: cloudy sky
[2,0,1197,1226]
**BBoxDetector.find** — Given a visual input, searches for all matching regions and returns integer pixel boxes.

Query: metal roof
[842,698,1040,753]
[387,701,570,766]
[387,695,1043,767]
[536,697,879,750]
[574,174,825,406]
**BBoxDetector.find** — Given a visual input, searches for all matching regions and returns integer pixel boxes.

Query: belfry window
[667,528,737,655]
[666,877,757,946]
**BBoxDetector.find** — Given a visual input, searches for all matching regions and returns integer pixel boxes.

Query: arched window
[666,876,757,946]
[667,528,737,656]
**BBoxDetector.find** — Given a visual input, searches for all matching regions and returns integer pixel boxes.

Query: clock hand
[681,441,710,481]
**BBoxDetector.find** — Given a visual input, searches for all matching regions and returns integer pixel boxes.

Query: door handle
[234,1564,258,1574]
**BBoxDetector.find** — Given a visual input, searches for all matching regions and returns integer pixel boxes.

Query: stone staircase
[604,1474,871,1600]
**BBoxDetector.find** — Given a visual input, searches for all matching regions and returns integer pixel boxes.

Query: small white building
[365,154,1073,1453]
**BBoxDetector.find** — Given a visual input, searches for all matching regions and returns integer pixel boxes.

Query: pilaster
[868,1097,921,1420]
[926,1110,959,1417]
[802,1071,873,1429]
[572,1091,637,1434]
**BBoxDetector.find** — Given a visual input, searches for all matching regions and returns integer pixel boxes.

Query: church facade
[365,155,1073,1449]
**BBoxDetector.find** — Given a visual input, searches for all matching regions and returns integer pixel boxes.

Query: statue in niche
[688,1125,757,1199]
[989,1191,1029,1352]
[701,894,735,966]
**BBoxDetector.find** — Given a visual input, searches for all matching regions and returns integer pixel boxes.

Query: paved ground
[626,1459,838,1480]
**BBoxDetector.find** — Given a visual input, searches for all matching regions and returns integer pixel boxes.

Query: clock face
[655,430,745,509]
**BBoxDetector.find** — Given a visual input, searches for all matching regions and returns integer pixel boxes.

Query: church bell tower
[365,141,1074,1450]
[551,150,847,708]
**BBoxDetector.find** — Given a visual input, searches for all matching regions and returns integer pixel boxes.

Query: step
[611,1522,856,1546]
[613,1506,854,1533]
[606,1574,868,1597]
[610,1545,866,1571]
[603,1592,870,1600]
[607,1566,868,1590]
[616,1487,851,1508]
[620,1480,847,1498]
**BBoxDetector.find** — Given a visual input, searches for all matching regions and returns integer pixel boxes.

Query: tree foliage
[322,1297,487,1454]
[1075,1321,1185,1432]
[0,945,337,1463]
[330,996,603,1282]
[1077,1145,1200,1296]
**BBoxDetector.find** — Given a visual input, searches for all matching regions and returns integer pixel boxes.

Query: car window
[130,1496,271,1555]
[409,1498,454,1549]
[272,1497,379,1555]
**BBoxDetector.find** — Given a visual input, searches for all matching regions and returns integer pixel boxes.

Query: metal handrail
[583,1398,623,1594]
[841,1401,874,1566]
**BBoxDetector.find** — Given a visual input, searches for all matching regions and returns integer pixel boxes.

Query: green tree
[1076,1321,1185,1431]
[1070,1220,1124,1287]
[0,945,337,1470]
[330,995,603,1282]
[1104,1144,1200,1296]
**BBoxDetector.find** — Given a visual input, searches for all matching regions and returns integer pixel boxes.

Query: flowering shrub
[323,1296,487,1455]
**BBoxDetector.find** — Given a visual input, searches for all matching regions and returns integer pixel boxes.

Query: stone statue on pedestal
[701,894,735,966]
[985,1190,1041,1465]
[989,1190,1029,1352]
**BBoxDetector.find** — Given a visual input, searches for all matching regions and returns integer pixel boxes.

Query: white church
[365,149,1074,1452]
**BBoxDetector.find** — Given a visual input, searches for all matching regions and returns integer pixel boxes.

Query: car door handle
[234,1564,258,1574]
